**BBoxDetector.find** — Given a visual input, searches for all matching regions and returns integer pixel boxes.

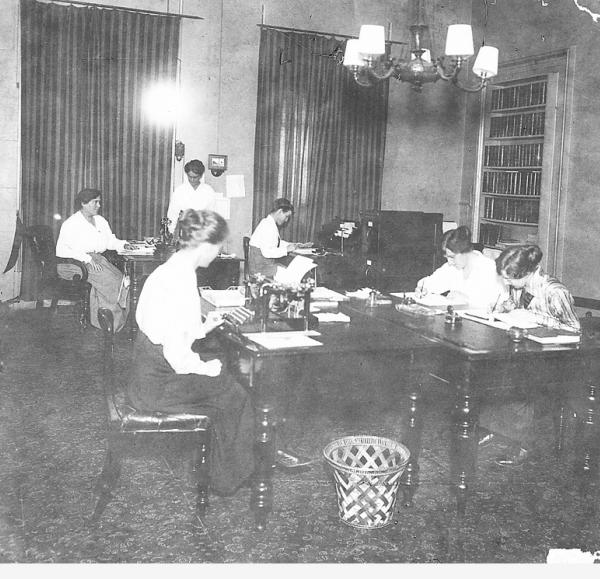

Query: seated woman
[127,209,254,495]
[56,188,132,332]
[479,244,580,466]
[415,225,504,310]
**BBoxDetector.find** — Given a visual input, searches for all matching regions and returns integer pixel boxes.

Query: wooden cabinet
[359,210,443,292]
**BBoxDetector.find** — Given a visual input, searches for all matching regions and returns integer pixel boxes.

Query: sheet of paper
[494,310,540,329]
[273,255,317,285]
[311,286,348,302]
[225,174,246,198]
[413,293,467,308]
[314,312,351,323]
[243,331,323,349]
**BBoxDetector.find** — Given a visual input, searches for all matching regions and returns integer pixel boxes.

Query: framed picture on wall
[208,154,228,176]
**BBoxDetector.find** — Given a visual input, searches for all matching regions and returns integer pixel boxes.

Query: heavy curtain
[253,27,389,242]
[20,0,179,298]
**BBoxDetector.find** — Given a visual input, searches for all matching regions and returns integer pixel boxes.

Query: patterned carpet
[0,305,598,564]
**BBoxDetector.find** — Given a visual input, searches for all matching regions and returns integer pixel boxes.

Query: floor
[0,305,598,565]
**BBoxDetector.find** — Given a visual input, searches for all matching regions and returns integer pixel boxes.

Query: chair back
[243,236,250,279]
[28,225,60,285]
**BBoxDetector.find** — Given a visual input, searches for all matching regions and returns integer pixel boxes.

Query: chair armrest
[56,257,89,282]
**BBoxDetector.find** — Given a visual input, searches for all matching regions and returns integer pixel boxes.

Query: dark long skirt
[127,332,255,495]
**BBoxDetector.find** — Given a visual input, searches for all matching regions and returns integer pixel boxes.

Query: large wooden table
[344,300,600,516]
[217,307,436,530]
[218,298,600,529]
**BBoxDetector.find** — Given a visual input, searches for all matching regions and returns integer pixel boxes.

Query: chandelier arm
[366,61,397,81]
[451,74,488,93]
[434,58,460,82]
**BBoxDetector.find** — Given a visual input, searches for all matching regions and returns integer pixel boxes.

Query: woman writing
[479,244,580,467]
[415,225,504,310]
[56,188,132,332]
[127,209,254,494]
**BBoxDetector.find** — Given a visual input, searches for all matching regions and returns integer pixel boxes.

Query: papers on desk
[274,255,317,285]
[311,287,348,302]
[244,331,323,350]
[314,312,351,323]
[460,309,581,344]
[390,292,467,308]
[117,243,155,256]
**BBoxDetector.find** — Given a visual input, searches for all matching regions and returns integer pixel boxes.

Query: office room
[1,0,600,567]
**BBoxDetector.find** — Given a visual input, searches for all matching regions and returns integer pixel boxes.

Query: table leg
[401,350,424,508]
[127,261,139,342]
[252,404,275,531]
[452,360,478,517]
[577,355,598,491]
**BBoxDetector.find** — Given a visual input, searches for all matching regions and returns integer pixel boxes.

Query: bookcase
[478,78,547,249]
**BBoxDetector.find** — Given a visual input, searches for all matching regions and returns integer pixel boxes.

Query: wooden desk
[216,308,436,530]
[344,300,600,515]
[120,254,242,340]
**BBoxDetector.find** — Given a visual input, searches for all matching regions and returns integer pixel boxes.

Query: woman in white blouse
[56,188,133,331]
[128,209,254,495]
[415,225,504,310]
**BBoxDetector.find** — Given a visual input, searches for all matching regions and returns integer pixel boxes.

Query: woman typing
[127,209,254,495]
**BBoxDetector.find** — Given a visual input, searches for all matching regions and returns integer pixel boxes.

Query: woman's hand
[203,358,222,377]
[415,279,428,298]
[87,255,103,272]
[203,311,226,334]
[123,243,136,251]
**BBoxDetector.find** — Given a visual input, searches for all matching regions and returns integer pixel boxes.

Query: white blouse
[135,253,214,375]
[420,250,505,309]
[56,212,126,263]
[249,214,290,258]
[166,181,218,233]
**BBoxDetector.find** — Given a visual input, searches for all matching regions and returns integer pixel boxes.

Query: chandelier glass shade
[343,23,498,92]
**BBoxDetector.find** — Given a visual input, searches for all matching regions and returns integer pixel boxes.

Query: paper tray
[200,288,245,313]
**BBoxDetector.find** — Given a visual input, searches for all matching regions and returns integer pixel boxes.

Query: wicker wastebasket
[323,435,410,529]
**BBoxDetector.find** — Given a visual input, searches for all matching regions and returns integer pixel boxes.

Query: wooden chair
[91,308,212,524]
[27,224,91,328]
[243,236,250,280]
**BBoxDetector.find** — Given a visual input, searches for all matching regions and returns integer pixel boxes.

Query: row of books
[490,80,547,112]
[484,143,543,168]
[483,196,540,224]
[489,111,546,138]
[482,170,542,197]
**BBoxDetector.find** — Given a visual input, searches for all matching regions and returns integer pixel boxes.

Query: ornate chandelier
[343,9,498,93]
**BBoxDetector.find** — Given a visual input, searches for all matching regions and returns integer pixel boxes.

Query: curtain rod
[258,23,407,46]
[42,0,204,20]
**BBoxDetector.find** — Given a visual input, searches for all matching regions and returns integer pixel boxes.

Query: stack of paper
[118,243,155,256]
[526,327,581,345]
[244,331,323,349]
[314,312,351,323]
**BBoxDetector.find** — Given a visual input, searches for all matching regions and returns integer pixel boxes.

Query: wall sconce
[208,154,228,177]
[174,140,185,162]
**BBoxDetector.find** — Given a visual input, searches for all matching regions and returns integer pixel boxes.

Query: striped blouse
[497,267,580,332]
